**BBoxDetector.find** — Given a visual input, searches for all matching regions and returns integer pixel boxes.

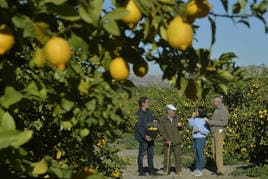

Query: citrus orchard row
[0,0,267,178]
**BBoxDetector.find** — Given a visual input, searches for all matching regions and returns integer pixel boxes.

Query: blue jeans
[138,141,154,171]
[193,137,206,170]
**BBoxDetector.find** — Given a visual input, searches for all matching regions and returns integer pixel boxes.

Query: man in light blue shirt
[189,106,210,177]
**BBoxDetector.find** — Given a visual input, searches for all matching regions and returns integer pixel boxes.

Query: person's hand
[164,139,172,145]
[193,127,199,133]
[192,112,197,118]
[145,135,153,141]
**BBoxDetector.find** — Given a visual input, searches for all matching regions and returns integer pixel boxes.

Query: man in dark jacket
[159,104,183,176]
[134,96,159,176]
[206,96,229,175]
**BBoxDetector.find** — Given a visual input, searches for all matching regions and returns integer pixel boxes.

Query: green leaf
[208,16,216,48]
[102,8,128,21]
[78,4,94,25]
[217,83,228,94]
[216,70,234,82]
[0,86,23,109]
[0,0,8,8]
[220,0,229,12]
[61,98,74,112]
[80,128,89,137]
[47,3,80,21]
[69,32,89,61]
[0,112,16,131]
[25,81,40,97]
[237,19,250,28]
[178,77,188,96]
[85,100,96,111]
[78,0,103,26]
[11,130,33,147]
[0,130,33,149]
[232,2,241,14]
[44,0,67,5]
[12,15,35,37]
[219,52,237,61]
[103,21,120,36]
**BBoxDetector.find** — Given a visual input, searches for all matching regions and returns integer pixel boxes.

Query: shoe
[149,169,161,176]
[162,171,169,175]
[193,170,202,177]
[217,172,224,176]
[138,170,146,176]
[191,169,199,175]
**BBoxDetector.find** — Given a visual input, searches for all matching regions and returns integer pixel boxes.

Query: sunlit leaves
[12,15,34,38]
[0,130,33,149]
[0,86,23,109]
[78,0,103,26]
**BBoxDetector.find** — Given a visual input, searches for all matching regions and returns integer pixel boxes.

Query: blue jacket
[134,109,154,142]
[188,117,210,138]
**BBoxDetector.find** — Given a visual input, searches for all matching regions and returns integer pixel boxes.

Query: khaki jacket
[159,115,182,146]
[208,104,229,133]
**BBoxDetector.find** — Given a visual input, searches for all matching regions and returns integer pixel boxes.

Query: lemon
[44,37,71,70]
[166,16,193,51]
[122,0,142,26]
[0,24,15,55]
[186,0,212,19]
[133,60,148,77]
[109,57,129,81]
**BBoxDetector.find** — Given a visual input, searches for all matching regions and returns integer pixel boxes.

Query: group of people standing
[134,96,229,177]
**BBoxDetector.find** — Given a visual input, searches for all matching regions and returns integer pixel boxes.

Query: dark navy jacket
[134,109,154,142]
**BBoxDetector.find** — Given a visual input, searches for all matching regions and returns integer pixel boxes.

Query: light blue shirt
[189,117,210,138]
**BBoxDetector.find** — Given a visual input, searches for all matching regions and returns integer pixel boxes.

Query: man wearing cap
[159,104,183,175]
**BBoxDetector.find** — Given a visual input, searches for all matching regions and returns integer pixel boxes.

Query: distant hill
[129,75,169,87]
[129,65,268,87]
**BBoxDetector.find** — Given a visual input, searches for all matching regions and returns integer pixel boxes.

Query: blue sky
[103,1,268,75]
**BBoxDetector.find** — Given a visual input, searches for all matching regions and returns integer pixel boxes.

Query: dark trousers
[163,144,182,173]
[193,137,206,170]
[137,141,154,171]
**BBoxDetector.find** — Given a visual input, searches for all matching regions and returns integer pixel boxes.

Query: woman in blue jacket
[188,106,210,177]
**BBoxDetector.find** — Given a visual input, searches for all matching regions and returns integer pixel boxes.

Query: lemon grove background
[0,0,267,178]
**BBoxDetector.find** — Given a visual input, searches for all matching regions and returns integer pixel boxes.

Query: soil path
[118,149,252,179]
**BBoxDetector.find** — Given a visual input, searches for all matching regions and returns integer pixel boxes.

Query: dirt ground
[118,149,253,179]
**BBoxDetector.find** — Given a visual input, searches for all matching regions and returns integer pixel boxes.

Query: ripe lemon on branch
[133,60,148,77]
[121,0,142,28]
[166,16,193,51]
[44,37,71,70]
[109,57,129,81]
[0,24,15,55]
[186,0,212,19]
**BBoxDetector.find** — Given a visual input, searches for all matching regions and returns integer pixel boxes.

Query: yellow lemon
[133,60,148,77]
[166,16,193,51]
[186,0,212,18]
[109,57,129,81]
[44,37,71,69]
[0,24,15,55]
[112,170,120,178]
[122,0,142,26]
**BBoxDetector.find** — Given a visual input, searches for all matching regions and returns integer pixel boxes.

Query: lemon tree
[0,0,267,178]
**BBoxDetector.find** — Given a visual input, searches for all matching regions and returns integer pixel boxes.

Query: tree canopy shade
[0,0,267,178]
